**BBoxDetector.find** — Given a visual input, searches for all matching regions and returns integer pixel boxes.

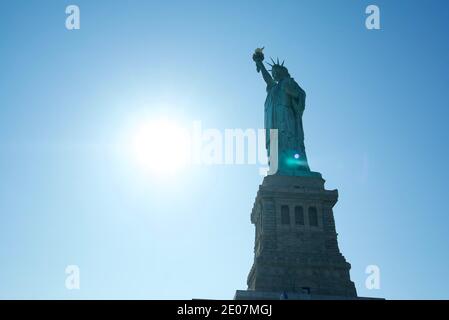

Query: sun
[131,118,190,175]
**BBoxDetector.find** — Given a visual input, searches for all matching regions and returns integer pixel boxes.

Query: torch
[253,47,265,73]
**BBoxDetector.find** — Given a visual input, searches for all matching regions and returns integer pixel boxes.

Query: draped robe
[264,77,310,174]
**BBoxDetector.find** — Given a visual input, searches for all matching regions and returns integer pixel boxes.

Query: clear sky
[1,0,448,299]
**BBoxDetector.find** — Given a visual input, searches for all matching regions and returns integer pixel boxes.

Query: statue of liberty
[252,47,319,177]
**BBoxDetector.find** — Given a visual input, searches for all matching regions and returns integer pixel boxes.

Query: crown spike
[270,57,276,64]
[281,60,285,66]
[277,57,280,64]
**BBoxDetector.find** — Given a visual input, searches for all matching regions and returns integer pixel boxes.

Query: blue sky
[0,0,448,299]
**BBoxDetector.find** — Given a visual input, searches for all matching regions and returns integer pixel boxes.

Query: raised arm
[253,48,275,88]
[255,60,275,88]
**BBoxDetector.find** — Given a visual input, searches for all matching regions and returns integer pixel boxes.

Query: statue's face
[271,66,287,81]
[271,68,281,81]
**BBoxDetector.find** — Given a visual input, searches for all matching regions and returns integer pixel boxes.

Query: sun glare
[131,119,190,175]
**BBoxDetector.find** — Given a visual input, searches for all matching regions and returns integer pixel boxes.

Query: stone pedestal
[235,174,358,299]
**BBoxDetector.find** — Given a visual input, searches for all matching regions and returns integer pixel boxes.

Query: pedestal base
[245,174,358,297]
[234,290,383,300]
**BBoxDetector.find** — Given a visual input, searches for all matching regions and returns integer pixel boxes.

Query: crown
[267,57,285,72]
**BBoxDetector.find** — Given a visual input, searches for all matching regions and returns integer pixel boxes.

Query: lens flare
[131,119,190,175]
